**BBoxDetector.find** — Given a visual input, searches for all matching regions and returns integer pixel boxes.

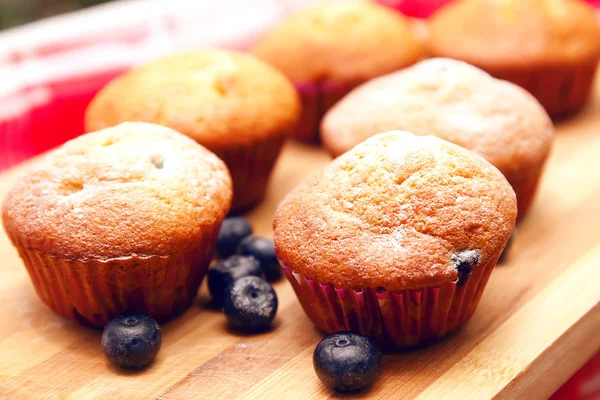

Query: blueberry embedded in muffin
[274,130,517,348]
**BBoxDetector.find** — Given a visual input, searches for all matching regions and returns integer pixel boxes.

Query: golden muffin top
[429,0,600,68]
[2,122,232,260]
[274,131,517,291]
[85,50,300,150]
[251,0,423,85]
[321,58,554,182]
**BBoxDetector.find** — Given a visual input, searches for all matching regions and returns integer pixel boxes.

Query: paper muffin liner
[282,256,498,350]
[214,135,286,212]
[512,164,545,223]
[10,224,220,328]
[294,82,354,143]
[489,60,598,117]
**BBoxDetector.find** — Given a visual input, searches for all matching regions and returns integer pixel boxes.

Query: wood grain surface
[1,79,600,399]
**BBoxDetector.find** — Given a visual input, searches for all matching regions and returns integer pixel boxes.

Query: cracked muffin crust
[2,122,232,326]
[321,58,553,221]
[274,131,517,292]
[3,122,232,260]
[85,49,300,211]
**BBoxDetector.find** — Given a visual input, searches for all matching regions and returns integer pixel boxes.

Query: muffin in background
[85,50,300,212]
[274,131,517,349]
[2,122,232,327]
[322,58,553,222]
[428,0,600,116]
[251,0,423,142]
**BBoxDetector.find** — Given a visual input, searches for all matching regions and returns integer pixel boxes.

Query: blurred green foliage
[0,0,116,31]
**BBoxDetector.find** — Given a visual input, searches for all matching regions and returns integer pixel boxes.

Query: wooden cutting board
[1,80,600,400]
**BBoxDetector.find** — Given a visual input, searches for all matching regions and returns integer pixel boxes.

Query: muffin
[274,131,517,349]
[322,58,553,221]
[251,0,423,142]
[2,122,232,327]
[85,50,300,212]
[428,0,600,116]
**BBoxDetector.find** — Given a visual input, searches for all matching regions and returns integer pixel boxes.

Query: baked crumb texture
[2,122,233,326]
[428,0,600,115]
[85,50,300,211]
[274,131,517,292]
[276,131,517,348]
[252,0,423,86]
[251,0,423,143]
[322,58,553,220]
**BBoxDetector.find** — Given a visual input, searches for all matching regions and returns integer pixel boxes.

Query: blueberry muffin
[428,0,600,116]
[85,50,300,212]
[2,122,232,327]
[251,0,423,142]
[322,58,553,221]
[274,131,517,349]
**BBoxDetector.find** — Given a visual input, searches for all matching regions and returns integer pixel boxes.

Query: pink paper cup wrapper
[484,60,599,117]
[213,135,286,212]
[9,223,221,328]
[283,257,497,350]
[293,81,354,143]
[512,163,545,223]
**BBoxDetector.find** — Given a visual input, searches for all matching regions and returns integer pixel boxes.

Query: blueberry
[217,217,253,258]
[238,235,281,281]
[452,249,480,286]
[498,229,516,264]
[101,313,162,369]
[223,276,278,332]
[208,255,262,308]
[313,332,382,393]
